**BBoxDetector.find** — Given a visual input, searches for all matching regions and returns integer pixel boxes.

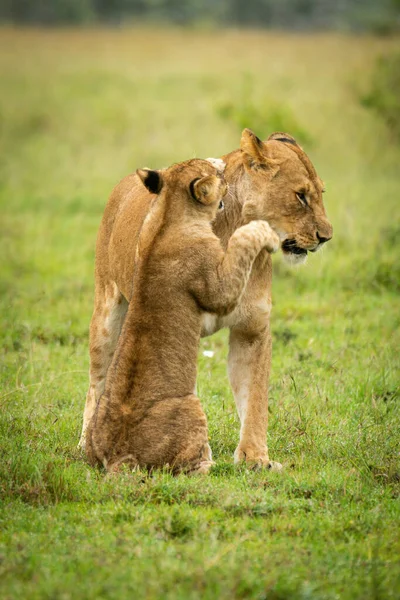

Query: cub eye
[218,200,224,210]
[296,192,308,207]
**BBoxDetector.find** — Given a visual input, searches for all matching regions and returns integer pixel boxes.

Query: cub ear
[190,175,221,206]
[136,168,163,194]
[267,132,299,147]
[240,128,267,167]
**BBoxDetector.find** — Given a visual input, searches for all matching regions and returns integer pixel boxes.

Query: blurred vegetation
[1,0,400,32]
[216,74,312,145]
[361,52,400,141]
[0,27,399,600]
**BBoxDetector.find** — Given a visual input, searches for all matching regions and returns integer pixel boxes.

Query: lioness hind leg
[78,282,128,449]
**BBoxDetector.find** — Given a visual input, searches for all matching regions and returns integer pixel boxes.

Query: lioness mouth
[281,239,307,256]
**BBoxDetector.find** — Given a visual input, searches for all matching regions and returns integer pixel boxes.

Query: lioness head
[238,128,333,264]
[136,158,227,222]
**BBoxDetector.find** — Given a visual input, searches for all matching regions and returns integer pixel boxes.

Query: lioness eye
[218,200,224,210]
[296,192,308,207]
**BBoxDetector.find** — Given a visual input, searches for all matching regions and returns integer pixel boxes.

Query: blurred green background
[1,0,400,33]
[0,3,399,599]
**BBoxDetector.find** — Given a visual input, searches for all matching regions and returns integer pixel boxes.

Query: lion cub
[86,158,279,474]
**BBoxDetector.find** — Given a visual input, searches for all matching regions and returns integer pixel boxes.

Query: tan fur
[79,129,332,470]
[85,158,279,473]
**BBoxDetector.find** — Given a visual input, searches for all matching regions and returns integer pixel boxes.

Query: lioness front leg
[78,282,128,449]
[228,326,282,471]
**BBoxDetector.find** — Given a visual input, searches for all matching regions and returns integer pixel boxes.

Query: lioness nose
[316,231,332,244]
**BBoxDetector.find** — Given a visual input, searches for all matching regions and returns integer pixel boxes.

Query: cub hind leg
[163,396,214,475]
[184,444,214,475]
[87,395,213,476]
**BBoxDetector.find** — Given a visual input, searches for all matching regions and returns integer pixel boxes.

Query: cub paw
[254,221,280,254]
[264,225,280,254]
[191,460,214,475]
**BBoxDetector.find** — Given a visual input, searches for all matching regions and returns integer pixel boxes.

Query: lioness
[85,158,279,473]
[79,129,332,469]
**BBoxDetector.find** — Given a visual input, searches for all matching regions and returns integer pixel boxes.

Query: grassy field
[0,27,400,599]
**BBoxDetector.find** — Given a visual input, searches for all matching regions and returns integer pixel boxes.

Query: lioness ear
[190,175,220,206]
[136,168,163,194]
[240,128,267,167]
[267,132,299,147]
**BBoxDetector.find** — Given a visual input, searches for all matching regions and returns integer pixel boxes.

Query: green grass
[0,27,400,599]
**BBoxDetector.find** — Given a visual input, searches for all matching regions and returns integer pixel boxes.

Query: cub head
[136,158,227,222]
[239,128,333,264]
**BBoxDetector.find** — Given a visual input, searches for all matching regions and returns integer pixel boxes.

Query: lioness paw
[234,445,283,472]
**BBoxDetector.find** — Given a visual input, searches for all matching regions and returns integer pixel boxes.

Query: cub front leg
[192,220,279,315]
[228,325,282,471]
